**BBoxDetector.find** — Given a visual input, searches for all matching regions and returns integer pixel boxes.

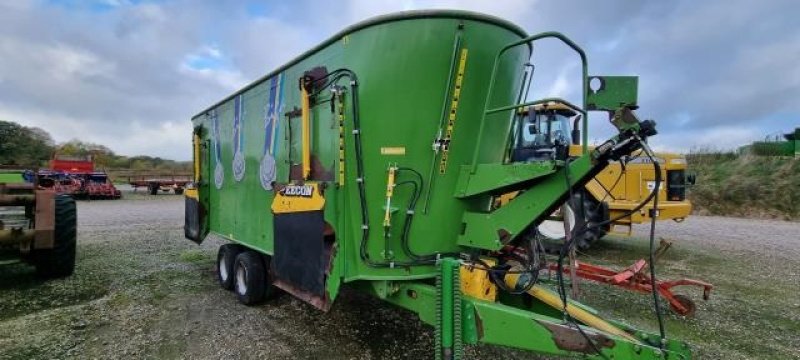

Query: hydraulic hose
[322,69,444,268]
[640,141,667,348]
[555,156,610,359]
[395,167,459,262]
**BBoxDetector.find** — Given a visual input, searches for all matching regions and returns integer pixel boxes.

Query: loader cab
[511,103,578,162]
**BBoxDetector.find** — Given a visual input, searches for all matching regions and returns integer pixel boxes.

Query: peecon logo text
[280,185,314,197]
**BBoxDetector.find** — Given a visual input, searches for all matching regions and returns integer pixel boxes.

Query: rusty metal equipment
[547,258,712,317]
[0,167,77,278]
[126,173,191,195]
[39,154,122,199]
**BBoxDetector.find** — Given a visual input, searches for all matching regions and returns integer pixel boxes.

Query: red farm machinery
[38,155,121,200]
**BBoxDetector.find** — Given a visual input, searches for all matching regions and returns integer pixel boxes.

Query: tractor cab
[511,103,579,162]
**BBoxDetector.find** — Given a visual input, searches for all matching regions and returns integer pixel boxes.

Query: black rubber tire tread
[35,195,77,278]
[234,251,266,305]
[217,244,243,290]
[260,255,280,300]
[149,183,159,195]
[174,188,184,195]
[574,191,610,250]
[541,191,610,253]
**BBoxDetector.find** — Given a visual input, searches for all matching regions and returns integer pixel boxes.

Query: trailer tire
[260,255,280,300]
[233,251,266,305]
[217,244,243,290]
[539,192,609,253]
[35,195,77,279]
[174,188,184,195]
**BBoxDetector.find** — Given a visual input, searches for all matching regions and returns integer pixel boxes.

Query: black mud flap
[272,211,331,311]
[184,196,205,244]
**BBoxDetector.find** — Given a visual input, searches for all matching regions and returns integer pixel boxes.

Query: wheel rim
[235,265,248,295]
[538,205,576,240]
[219,257,228,282]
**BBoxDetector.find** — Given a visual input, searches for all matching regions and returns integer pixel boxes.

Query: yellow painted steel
[383,166,397,228]
[337,94,346,186]
[460,260,497,302]
[504,272,641,343]
[193,134,201,182]
[271,182,325,213]
[586,151,692,224]
[380,147,406,155]
[439,48,468,174]
[184,188,199,200]
[301,87,311,180]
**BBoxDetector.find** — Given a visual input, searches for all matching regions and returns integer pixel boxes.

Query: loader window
[519,113,571,148]
[512,110,572,162]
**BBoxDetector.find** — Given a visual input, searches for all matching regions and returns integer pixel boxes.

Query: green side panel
[338,17,528,280]
[191,13,529,284]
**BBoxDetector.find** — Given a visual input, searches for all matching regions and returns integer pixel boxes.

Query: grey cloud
[0,0,797,159]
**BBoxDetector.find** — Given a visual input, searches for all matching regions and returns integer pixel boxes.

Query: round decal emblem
[214,163,224,189]
[259,154,276,190]
[233,151,245,182]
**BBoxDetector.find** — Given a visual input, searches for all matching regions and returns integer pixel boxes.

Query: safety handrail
[472,32,589,173]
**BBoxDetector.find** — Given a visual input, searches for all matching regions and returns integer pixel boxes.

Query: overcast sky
[1,0,798,159]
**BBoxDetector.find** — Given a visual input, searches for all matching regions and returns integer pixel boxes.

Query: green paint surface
[192,13,527,282]
[189,10,691,359]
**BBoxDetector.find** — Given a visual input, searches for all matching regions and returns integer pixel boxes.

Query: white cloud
[44,43,117,81]
[178,63,247,93]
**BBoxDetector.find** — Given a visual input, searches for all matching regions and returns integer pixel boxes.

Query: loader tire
[35,195,77,279]
[540,191,609,253]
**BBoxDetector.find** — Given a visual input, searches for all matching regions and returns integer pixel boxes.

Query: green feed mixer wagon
[183,10,691,359]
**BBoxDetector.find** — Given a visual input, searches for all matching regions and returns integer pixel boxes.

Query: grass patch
[0,262,109,321]
[577,235,800,360]
[178,249,211,264]
[687,150,800,219]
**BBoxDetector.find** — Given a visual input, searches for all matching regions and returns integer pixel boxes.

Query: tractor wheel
[217,244,243,290]
[539,191,610,253]
[233,251,267,305]
[34,195,77,279]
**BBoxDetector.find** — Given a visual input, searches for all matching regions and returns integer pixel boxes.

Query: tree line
[0,120,190,172]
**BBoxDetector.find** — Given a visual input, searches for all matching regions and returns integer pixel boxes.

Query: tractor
[0,167,77,278]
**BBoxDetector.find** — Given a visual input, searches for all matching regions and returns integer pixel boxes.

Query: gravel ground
[1,195,798,359]
[634,215,800,262]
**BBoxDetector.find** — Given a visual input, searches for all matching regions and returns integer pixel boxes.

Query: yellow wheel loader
[506,103,693,250]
